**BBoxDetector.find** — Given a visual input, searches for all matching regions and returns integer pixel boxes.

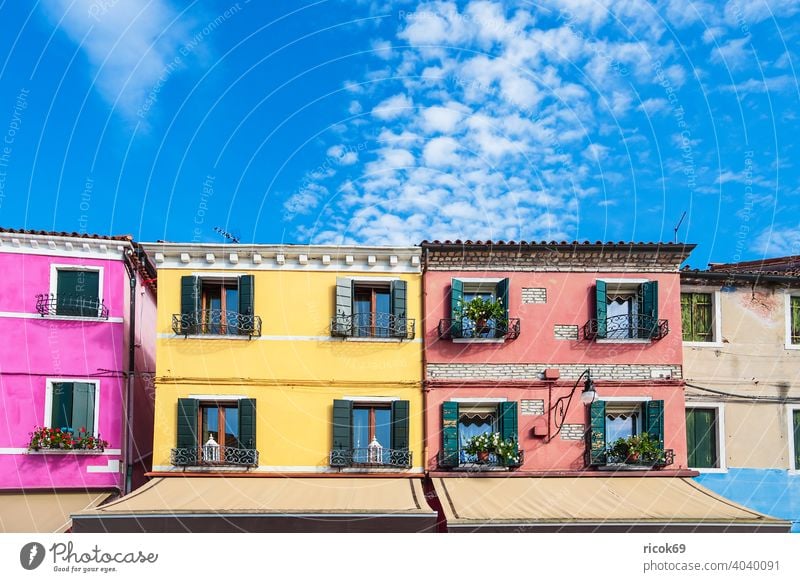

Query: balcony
[438,450,524,470]
[172,310,262,338]
[329,448,412,469]
[586,448,674,470]
[170,446,259,467]
[437,318,521,340]
[35,294,109,319]
[330,313,415,340]
[582,314,669,341]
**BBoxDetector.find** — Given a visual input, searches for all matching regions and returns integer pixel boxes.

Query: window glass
[50,382,95,434]
[374,408,391,447]
[606,409,638,443]
[791,296,800,345]
[56,270,100,316]
[352,408,370,450]
[458,411,495,462]
[202,406,219,444]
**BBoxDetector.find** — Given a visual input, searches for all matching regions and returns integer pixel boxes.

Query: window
[173,398,257,467]
[441,401,519,468]
[588,399,669,467]
[791,296,800,346]
[686,407,722,469]
[331,399,410,467]
[593,280,660,340]
[46,380,98,435]
[682,292,714,342]
[177,275,258,336]
[53,267,102,317]
[446,278,517,340]
[333,278,410,339]
[790,407,800,471]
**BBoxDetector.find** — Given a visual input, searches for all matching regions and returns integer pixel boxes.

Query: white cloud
[371,93,414,119]
[754,225,800,256]
[348,100,364,114]
[722,75,795,94]
[421,105,463,132]
[283,183,329,219]
[422,136,461,166]
[41,0,188,120]
[638,97,670,116]
[710,37,752,69]
[724,0,800,26]
[371,39,394,59]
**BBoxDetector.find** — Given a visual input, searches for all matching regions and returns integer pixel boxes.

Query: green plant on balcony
[608,432,661,464]
[463,432,519,465]
[28,426,109,452]
[456,297,506,334]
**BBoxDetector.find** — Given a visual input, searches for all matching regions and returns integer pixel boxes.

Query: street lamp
[549,369,596,440]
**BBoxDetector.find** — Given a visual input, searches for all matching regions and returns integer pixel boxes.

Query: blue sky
[0,0,798,266]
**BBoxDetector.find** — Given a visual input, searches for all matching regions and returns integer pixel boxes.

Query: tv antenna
[214,226,240,244]
[673,211,687,243]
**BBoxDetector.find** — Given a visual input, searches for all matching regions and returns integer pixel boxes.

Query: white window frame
[44,378,101,438]
[787,404,800,474]
[681,287,723,348]
[48,264,104,320]
[685,402,727,473]
[785,291,800,350]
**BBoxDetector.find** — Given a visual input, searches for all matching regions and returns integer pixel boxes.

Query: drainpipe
[121,248,137,495]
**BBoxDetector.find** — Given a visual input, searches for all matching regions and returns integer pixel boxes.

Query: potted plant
[456,297,506,336]
[28,426,109,452]
[463,432,519,465]
[607,432,662,465]
[463,432,495,461]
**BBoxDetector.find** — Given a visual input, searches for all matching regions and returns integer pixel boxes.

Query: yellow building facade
[142,243,424,474]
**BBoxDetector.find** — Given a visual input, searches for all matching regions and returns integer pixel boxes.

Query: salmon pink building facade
[422,241,786,532]
[0,229,156,533]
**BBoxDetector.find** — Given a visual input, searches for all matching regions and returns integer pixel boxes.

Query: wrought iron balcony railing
[172,310,262,337]
[330,313,415,340]
[35,294,109,319]
[329,448,412,468]
[437,318,521,340]
[585,448,674,469]
[583,314,669,341]
[170,446,259,467]
[438,449,524,469]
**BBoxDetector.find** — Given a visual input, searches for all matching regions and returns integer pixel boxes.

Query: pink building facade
[0,229,156,531]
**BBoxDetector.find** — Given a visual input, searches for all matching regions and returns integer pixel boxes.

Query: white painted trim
[48,264,105,320]
[681,288,723,344]
[0,448,121,455]
[596,338,651,344]
[685,402,727,472]
[0,311,123,323]
[187,394,246,401]
[450,397,508,403]
[86,459,120,473]
[0,245,126,261]
[190,272,246,278]
[599,278,650,284]
[44,378,101,438]
[452,338,506,344]
[150,464,425,474]
[785,291,800,350]
[337,276,402,283]
[787,404,800,472]
[157,333,423,343]
[599,396,652,402]
[455,277,504,284]
[343,396,400,403]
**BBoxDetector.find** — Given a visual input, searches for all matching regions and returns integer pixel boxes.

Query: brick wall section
[561,424,585,440]
[520,399,545,415]
[427,363,682,380]
[522,287,547,303]
[554,324,578,340]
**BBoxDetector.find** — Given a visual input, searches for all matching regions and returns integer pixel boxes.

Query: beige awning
[72,477,437,533]
[0,490,115,533]
[433,476,790,532]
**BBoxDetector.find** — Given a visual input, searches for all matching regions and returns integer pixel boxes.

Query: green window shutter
[496,278,510,320]
[71,383,96,435]
[179,276,201,334]
[498,401,518,442]
[334,278,353,336]
[595,280,607,339]
[450,279,464,337]
[238,275,254,316]
[644,400,665,447]
[51,382,74,430]
[681,293,693,341]
[686,408,716,468]
[441,401,459,467]
[238,398,257,450]
[391,400,410,450]
[57,271,99,316]
[589,400,606,465]
[693,293,713,341]
[793,410,800,469]
[390,280,407,338]
[791,297,800,344]
[639,281,659,339]
[332,399,353,450]
[176,398,199,449]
